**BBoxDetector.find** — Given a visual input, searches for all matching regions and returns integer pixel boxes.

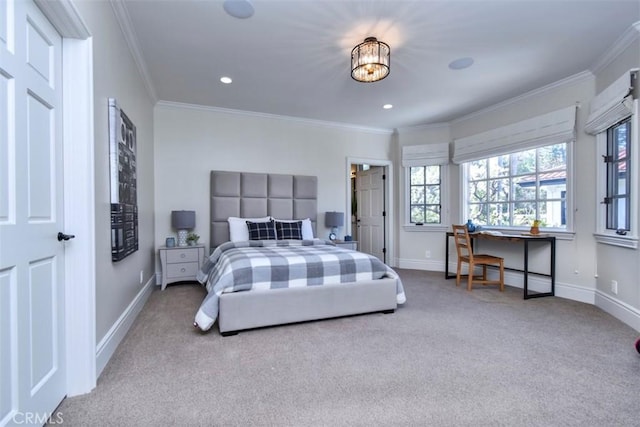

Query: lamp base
[177,229,188,247]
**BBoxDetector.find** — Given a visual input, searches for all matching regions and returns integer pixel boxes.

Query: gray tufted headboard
[210,171,318,248]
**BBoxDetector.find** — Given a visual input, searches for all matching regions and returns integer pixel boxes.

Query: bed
[194,170,406,335]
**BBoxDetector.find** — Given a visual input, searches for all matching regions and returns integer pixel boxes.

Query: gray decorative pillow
[275,220,303,240]
[246,220,276,240]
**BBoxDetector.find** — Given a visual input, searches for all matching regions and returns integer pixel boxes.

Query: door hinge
[602,155,613,163]
[382,211,386,217]
[601,197,612,204]
[382,247,386,254]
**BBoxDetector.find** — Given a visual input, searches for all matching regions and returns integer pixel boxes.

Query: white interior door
[0,1,66,425]
[356,166,385,261]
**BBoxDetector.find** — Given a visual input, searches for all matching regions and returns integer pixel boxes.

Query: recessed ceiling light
[223,0,254,19]
[448,57,474,70]
[383,104,393,109]
[220,76,232,84]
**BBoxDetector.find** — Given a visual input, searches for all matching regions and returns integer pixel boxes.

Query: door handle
[57,232,76,241]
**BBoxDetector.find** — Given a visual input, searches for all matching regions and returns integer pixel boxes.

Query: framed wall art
[109,98,139,262]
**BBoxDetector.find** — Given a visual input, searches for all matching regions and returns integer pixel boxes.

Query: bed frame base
[218,278,398,335]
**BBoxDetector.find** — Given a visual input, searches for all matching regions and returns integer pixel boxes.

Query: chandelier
[351,37,390,83]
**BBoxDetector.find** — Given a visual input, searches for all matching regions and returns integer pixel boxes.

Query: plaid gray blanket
[194,240,406,331]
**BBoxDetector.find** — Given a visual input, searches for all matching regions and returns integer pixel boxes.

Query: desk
[445,232,556,299]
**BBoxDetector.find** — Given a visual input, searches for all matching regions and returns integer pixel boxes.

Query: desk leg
[445,234,450,279]
[523,240,529,298]
[550,239,556,296]
[524,238,555,299]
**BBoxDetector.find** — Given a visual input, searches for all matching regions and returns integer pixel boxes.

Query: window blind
[584,69,637,135]
[401,142,449,167]
[452,105,577,164]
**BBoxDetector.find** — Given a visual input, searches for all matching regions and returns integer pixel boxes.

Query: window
[586,69,637,248]
[604,118,630,231]
[409,165,441,224]
[463,143,568,229]
[453,105,577,232]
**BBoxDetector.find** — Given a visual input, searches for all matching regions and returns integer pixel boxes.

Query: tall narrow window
[402,142,449,227]
[586,70,637,247]
[409,165,441,224]
[605,118,631,231]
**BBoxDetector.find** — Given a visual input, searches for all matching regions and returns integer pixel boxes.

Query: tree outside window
[465,143,567,229]
[409,165,441,224]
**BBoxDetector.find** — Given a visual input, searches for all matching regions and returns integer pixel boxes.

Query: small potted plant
[186,232,200,246]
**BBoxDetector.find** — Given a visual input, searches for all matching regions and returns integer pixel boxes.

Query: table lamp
[325,211,344,241]
[171,210,195,247]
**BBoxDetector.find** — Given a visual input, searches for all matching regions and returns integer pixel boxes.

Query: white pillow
[273,218,314,240]
[228,216,271,242]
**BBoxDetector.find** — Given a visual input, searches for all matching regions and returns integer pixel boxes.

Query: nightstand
[159,245,205,290]
[334,240,358,251]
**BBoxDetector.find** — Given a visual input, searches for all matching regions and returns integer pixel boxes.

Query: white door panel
[0,0,65,425]
[356,166,385,261]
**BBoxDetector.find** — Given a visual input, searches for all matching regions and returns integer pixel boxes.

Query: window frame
[460,142,575,233]
[594,101,639,248]
[404,164,449,231]
[604,117,631,231]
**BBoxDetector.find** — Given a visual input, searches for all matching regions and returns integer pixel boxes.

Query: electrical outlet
[140,270,144,284]
[611,280,618,295]
[425,250,431,259]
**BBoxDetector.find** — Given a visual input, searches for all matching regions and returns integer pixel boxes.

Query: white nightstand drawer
[334,241,358,251]
[159,244,205,290]
[166,249,199,263]
[165,262,200,279]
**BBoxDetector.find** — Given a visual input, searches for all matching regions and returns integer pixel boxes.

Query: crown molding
[155,101,394,135]
[109,0,157,102]
[452,71,593,125]
[35,0,90,39]
[590,21,640,75]
[396,122,450,134]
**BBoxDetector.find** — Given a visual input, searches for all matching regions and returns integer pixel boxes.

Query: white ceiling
[120,0,640,131]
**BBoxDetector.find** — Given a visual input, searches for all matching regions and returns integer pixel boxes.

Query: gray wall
[74,1,156,344]
[152,103,394,261]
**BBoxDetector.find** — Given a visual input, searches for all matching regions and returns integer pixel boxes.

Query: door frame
[345,157,395,267]
[36,0,97,396]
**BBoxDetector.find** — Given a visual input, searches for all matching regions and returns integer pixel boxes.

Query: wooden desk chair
[452,224,504,292]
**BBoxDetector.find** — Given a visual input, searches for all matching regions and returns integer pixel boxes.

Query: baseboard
[397,258,444,271]
[95,277,155,377]
[595,291,640,332]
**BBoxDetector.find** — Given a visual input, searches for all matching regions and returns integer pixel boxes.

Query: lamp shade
[325,212,344,228]
[351,37,390,83]
[171,210,195,229]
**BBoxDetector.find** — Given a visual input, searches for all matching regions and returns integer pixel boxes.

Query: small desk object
[445,231,555,299]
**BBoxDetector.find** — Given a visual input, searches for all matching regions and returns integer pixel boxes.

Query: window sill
[403,224,449,232]
[593,233,638,249]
